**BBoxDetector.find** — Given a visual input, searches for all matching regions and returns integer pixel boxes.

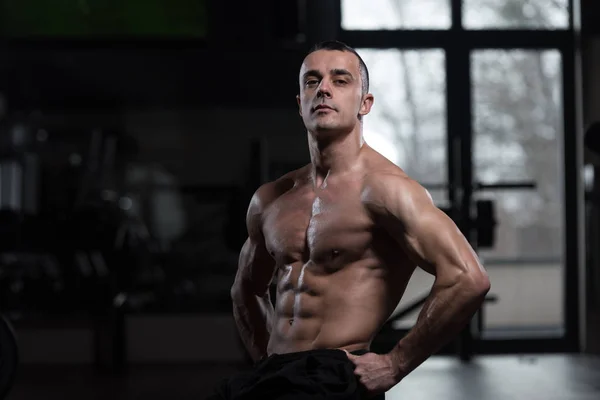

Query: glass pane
[463,0,569,30]
[358,49,447,205]
[472,50,564,334]
[342,0,451,30]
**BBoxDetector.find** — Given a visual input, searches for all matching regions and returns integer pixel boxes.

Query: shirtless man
[216,41,490,399]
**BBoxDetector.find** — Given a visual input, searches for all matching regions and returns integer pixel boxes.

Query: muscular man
[212,41,490,399]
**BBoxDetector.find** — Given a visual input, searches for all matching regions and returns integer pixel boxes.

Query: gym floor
[8,354,600,400]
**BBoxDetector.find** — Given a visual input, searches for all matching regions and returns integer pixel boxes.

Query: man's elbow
[230,279,247,303]
[475,274,491,296]
[230,284,240,302]
[464,269,491,298]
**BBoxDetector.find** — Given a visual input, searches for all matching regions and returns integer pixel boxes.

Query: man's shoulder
[250,164,310,214]
[362,147,414,190]
[361,166,432,213]
[362,164,414,197]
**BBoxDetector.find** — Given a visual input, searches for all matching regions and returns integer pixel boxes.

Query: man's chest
[262,185,375,264]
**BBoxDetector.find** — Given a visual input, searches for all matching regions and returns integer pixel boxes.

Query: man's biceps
[402,206,452,237]
[413,218,466,255]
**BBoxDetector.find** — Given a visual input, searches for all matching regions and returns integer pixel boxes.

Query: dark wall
[0,39,318,199]
[0,0,318,189]
[0,46,307,111]
[0,0,318,111]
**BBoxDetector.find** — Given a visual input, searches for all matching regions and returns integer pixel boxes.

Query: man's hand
[344,351,401,397]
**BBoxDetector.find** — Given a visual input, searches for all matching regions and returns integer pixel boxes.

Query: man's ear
[359,93,374,118]
[297,94,303,117]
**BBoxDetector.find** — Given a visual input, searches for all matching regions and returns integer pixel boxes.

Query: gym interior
[1,1,600,399]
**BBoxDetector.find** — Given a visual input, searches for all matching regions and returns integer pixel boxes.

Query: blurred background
[0,0,599,398]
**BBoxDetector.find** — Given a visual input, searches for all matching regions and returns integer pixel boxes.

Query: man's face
[297,50,373,134]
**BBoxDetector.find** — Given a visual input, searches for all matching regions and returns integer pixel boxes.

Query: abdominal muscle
[266,261,397,355]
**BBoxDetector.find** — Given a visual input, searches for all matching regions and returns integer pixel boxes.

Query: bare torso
[262,150,417,355]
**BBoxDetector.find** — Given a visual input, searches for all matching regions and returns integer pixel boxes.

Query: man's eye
[335,80,347,84]
[306,80,318,86]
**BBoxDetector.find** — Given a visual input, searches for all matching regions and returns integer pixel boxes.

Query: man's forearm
[231,288,274,362]
[390,277,489,379]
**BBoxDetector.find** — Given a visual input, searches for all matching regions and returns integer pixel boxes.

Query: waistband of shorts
[258,348,369,367]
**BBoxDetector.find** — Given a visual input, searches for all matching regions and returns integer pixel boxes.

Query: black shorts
[206,348,385,399]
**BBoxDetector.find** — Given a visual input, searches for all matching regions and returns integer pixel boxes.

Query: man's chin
[310,121,342,132]
[315,124,337,131]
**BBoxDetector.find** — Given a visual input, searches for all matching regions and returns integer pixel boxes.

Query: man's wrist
[388,347,409,382]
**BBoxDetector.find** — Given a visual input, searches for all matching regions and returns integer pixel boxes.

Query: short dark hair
[307,40,369,95]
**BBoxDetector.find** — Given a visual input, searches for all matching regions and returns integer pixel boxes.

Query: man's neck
[307,127,363,188]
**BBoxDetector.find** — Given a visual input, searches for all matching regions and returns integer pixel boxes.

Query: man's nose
[317,80,332,98]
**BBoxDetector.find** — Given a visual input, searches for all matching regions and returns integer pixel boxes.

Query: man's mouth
[313,105,334,112]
